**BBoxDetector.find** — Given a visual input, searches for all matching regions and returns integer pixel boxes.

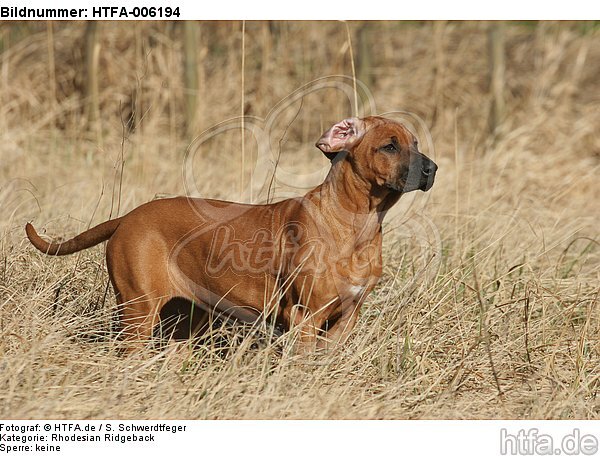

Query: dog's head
[316,116,437,193]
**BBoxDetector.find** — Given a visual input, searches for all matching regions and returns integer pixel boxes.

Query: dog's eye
[381,143,397,153]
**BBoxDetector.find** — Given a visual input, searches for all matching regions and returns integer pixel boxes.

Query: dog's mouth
[386,181,426,194]
[419,172,436,192]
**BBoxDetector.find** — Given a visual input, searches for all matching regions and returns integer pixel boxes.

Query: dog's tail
[25,218,121,256]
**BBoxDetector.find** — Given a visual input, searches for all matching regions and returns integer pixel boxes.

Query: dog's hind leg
[106,233,176,352]
[114,294,165,353]
[109,271,171,353]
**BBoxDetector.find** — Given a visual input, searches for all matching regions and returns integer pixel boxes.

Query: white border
[6,0,600,19]
[1,420,600,456]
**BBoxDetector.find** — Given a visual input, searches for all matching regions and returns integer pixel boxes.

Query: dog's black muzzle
[389,153,438,193]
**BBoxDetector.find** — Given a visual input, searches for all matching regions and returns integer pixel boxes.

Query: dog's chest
[344,284,368,301]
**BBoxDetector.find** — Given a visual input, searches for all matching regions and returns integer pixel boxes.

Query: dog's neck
[309,158,401,237]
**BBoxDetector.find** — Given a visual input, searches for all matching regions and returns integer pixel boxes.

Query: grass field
[0,21,599,419]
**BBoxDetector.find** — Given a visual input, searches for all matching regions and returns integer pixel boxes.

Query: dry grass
[1,21,599,419]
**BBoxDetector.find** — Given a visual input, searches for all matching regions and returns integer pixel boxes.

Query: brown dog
[26,116,437,352]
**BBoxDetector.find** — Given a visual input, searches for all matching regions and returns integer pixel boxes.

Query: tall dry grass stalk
[183,21,200,138]
[0,21,598,419]
[488,21,506,137]
[344,21,359,116]
[240,20,247,198]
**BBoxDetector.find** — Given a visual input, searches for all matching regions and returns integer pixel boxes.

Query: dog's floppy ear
[316,117,365,160]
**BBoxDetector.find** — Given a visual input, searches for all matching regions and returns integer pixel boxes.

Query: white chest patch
[348,285,366,298]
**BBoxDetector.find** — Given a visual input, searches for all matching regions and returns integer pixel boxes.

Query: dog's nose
[421,161,438,177]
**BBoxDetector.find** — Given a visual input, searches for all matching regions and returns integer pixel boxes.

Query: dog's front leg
[316,302,361,350]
